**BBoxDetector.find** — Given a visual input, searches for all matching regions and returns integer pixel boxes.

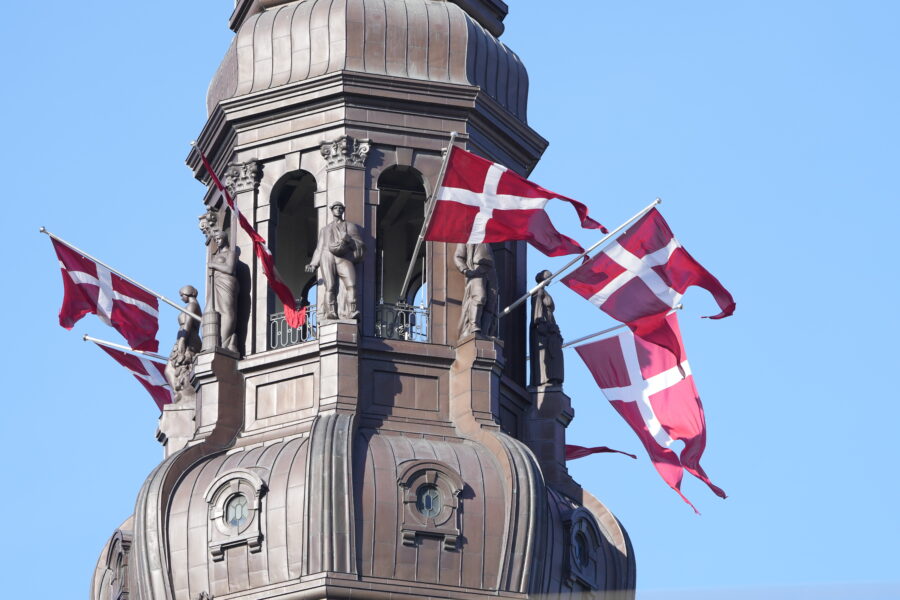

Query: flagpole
[40,227,202,322]
[397,131,459,302]
[560,305,683,349]
[499,197,662,318]
[83,334,168,362]
[524,305,682,360]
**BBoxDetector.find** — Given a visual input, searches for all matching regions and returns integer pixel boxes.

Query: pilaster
[525,385,580,496]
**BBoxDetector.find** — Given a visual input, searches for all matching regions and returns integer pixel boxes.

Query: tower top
[229,0,508,36]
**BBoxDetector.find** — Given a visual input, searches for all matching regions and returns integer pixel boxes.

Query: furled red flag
[575,313,725,512]
[51,238,160,352]
[93,343,173,411]
[195,148,306,328]
[565,444,637,461]
[424,145,607,256]
[562,208,734,362]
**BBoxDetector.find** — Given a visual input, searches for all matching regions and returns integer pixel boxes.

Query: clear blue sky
[2,1,898,598]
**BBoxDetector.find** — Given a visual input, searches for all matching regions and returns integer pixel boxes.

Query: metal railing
[375,302,430,342]
[268,302,430,349]
[269,305,318,349]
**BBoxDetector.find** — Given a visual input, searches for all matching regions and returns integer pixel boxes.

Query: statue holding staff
[165,285,202,402]
[529,269,564,386]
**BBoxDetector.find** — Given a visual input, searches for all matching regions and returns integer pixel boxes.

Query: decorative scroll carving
[198,206,218,246]
[397,459,464,551]
[319,135,372,169]
[223,159,263,196]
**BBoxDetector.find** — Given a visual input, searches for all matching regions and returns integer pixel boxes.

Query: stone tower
[91,1,636,598]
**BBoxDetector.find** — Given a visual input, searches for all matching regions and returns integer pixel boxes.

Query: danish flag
[424,145,606,256]
[575,313,725,512]
[52,238,160,352]
[93,342,172,410]
[562,208,734,362]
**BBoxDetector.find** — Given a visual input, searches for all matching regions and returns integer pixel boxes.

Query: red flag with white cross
[424,145,607,256]
[52,238,160,352]
[93,342,172,411]
[575,313,725,512]
[562,208,735,363]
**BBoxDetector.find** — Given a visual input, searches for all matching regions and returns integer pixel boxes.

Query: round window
[415,485,442,518]
[225,494,250,529]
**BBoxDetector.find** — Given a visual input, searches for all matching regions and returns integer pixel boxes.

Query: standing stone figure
[530,270,564,386]
[165,285,202,403]
[306,201,365,320]
[207,228,239,352]
[454,243,499,340]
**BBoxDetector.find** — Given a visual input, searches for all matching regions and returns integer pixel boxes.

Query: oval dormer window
[225,494,249,529]
[416,484,442,518]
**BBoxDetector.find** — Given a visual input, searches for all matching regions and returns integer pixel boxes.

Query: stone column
[525,384,580,496]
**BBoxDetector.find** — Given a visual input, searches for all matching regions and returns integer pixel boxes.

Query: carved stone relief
[223,159,263,196]
[320,135,372,169]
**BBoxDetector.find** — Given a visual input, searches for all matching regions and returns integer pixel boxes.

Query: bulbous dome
[207,0,529,120]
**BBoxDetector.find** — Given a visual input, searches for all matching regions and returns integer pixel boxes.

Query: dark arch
[376,166,428,305]
[271,170,317,310]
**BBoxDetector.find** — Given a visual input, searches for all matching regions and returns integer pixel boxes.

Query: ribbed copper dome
[207,0,529,119]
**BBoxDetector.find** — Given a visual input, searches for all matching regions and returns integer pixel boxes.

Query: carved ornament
[223,160,263,196]
[320,135,372,170]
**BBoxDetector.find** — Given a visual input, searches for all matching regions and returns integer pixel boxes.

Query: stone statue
[165,285,202,403]
[306,201,364,320]
[207,228,239,352]
[529,270,564,386]
[454,243,499,340]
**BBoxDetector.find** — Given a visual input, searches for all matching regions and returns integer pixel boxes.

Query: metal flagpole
[40,227,202,322]
[397,131,459,302]
[83,334,168,362]
[524,306,682,361]
[499,197,662,318]
[559,305,683,349]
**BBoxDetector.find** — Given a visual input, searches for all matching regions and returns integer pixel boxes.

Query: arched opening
[269,171,317,348]
[376,166,428,340]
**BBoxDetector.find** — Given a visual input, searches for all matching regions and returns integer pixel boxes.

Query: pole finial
[39,226,47,234]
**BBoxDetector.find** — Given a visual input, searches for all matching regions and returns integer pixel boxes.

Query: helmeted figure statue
[207,228,238,352]
[454,243,499,340]
[165,285,202,402]
[529,270,564,386]
[306,201,365,320]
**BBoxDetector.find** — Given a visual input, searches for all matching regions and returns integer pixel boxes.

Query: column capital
[320,135,372,170]
[224,159,263,196]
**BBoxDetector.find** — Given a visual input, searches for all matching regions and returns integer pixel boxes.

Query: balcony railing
[375,302,430,342]
[268,302,430,350]
[269,305,318,350]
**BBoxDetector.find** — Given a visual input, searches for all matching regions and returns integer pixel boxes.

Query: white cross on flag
[93,342,172,411]
[575,313,725,512]
[52,238,160,352]
[562,208,735,362]
[424,145,607,256]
